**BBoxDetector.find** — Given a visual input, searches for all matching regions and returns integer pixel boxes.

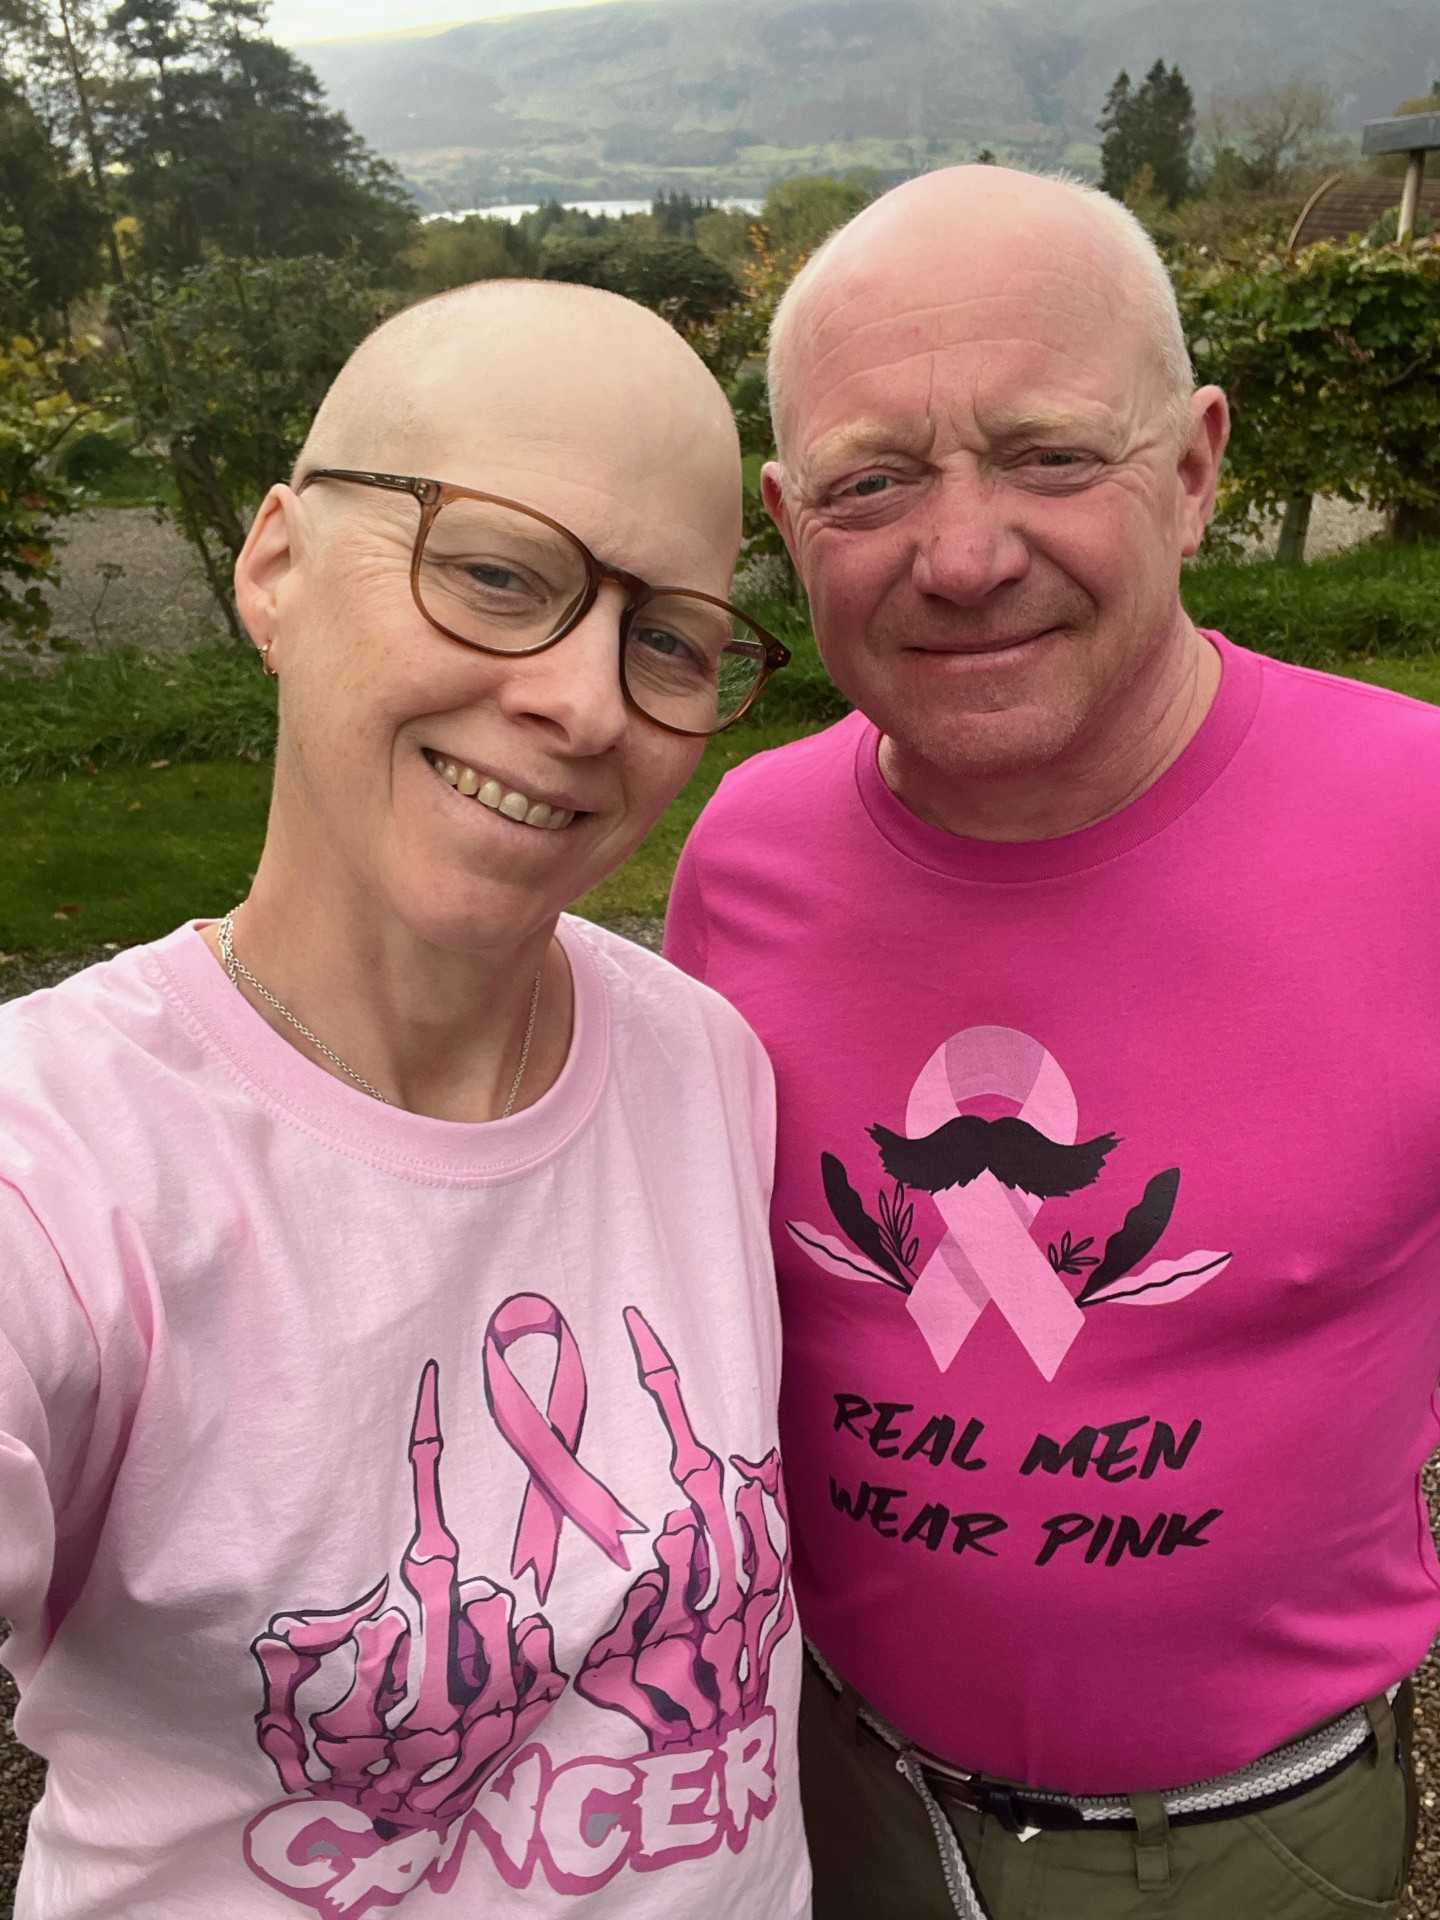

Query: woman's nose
[498,584,632,755]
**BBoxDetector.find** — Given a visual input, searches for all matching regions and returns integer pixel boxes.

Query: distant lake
[423,198,762,224]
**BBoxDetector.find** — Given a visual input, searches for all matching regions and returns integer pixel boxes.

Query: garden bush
[0,644,276,783]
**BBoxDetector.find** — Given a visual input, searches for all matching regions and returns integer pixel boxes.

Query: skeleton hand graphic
[252,1362,566,1836]
[575,1307,793,1751]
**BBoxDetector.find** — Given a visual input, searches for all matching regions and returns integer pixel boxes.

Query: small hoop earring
[260,642,278,679]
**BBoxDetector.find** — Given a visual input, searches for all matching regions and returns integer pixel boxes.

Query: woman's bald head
[298,279,742,575]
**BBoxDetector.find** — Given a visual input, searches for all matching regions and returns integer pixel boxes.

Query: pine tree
[1098,60,1195,208]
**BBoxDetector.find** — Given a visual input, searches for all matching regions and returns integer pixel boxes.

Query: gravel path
[2,508,225,667]
[0,939,1437,1916]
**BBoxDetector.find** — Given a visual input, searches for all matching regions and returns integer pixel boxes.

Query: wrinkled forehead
[784,229,1169,459]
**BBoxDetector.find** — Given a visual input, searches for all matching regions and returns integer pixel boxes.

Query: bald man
[0,283,808,1918]
[666,166,1440,1917]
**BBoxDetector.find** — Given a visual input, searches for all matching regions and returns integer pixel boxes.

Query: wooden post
[1398,151,1426,241]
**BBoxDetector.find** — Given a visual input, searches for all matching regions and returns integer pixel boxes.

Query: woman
[0,281,806,1919]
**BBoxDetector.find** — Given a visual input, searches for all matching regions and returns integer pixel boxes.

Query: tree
[0,0,128,280]
[104,0,414,275]
[114,254,390,630]
[539,230,737,328]
[1099,61,1194,208]
[1200,77,1337,195]
[404,213,532,297]
[0,74,106,331]
[759,173,871,260]
[650,190,714,239]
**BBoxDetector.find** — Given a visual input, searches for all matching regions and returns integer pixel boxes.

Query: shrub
[1172,243,1440,538]
[0,334,88,647]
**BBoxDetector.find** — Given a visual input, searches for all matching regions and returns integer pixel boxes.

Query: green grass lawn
[0,547,1436,960]
[0,760,272,956]
[0,722,810,955]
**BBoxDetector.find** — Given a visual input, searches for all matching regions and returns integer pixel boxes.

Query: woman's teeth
[430,754,573,830]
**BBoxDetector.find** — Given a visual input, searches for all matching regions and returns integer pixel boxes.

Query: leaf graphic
[821,1151,907,1284]
[1084,1251,1232,1306]
[785,1220,909,1290]
[1076,1168,1181,1305]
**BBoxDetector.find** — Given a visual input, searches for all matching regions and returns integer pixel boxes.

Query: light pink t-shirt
[0,917,808,1919]
[667,634,1440,1794]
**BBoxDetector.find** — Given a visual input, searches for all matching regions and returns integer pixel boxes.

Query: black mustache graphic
[869,1115,1119,1200]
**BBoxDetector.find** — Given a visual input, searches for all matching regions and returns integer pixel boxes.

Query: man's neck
[199,831,572,1122]
[877,621,1222,844]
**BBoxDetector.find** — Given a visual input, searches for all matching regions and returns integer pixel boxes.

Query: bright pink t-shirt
[0,918,808,1919]
[666,634,1440,1795]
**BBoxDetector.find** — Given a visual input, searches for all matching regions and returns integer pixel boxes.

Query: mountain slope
[302,0,1435,206]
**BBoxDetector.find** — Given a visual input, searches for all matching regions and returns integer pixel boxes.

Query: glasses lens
[416,496,589,651]
[623,593,768,734]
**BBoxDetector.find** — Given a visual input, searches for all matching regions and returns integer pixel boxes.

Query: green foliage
[0,333,87,644]
[403,213,531,296]
[1173,243,1440,532]
[0,75,106,332]
[650,191,716,239]
[1183,543,1440,666]
[759,173,870,260]
[56,424,170,505]
[693,205,754,269]
[539,229,738,327]
[105,1,415,276]
[1099,62,1195,208]
[113,254,391,629]
[0,638,275,781]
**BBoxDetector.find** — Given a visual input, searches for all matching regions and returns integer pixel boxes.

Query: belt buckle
[978,1784,1045,1842]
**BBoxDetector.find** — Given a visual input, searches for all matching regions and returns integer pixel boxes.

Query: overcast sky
[271,0,619,46]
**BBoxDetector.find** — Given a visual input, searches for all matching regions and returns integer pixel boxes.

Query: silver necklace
[216,911,541,1118]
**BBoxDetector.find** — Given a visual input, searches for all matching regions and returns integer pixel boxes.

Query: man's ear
[761,461,803,571]
[1177,386,1230,559]
[234,485,304,670]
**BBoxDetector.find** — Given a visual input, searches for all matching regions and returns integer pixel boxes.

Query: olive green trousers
[800,1656,1418,1919]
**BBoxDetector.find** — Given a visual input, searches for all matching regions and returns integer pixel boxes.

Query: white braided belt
[987,1696,1390,1823]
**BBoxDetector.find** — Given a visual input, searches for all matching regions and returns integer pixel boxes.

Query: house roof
[1288,171,1440,248]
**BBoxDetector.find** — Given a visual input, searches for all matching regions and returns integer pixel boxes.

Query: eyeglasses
[297,468,790,738]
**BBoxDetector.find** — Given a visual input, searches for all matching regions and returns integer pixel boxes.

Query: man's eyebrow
[983,405,1121,446]
[794,418,932,481]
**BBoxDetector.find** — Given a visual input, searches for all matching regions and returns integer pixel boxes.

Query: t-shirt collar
[853,630,1262,883]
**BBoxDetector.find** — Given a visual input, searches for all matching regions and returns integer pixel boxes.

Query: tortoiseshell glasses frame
[298,467,791,738]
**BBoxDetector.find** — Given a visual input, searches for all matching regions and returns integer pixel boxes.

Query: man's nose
[909,473,1031,606]
[499,584,631,756]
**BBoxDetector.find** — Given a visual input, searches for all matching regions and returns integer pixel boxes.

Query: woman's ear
[234,485,305,673]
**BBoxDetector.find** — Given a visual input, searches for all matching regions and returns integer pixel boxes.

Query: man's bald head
[768,166,1192,464]
[299,278,742,578]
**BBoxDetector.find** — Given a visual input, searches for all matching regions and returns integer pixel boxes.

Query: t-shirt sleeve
[0,1180,105,1677]
[664,826,710,981]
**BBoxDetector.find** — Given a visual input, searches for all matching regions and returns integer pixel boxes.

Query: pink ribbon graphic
[484,1293,646,1603]
[903,1025,1086,1380]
